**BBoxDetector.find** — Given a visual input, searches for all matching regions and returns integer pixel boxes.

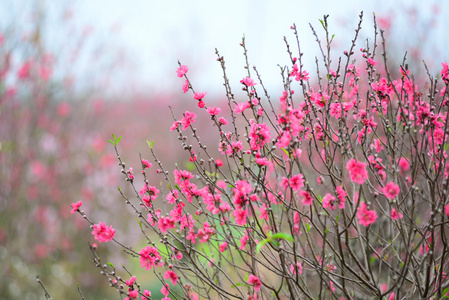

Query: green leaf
[335,215,339,222]
[109,134,122,146]
[137,220,142,230]
[442,287,449,298]
[444,143,449,151]
[106,262,115,269]
[330,34,335,43]
[305,223,311,233]
[256,239,269,253]
[271,232,294,242]
[319,19,324,28]
[147,140,154,149]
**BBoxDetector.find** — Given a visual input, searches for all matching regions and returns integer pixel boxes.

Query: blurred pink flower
[233,208,247,225]
[248,275,262,292]
[126,276,136,286]
[219,242,228,252]
[70,201,82,214]
[300,190,313,206]
[194,92,207,100]
[141,159,152,169]
[346,159,368,184]
[207,106,221,115]
[391,208,403,220]
[57,102,71,117]
[234,102,250,114]
[91,222,115,242]
[218,117,228,125]
[357,203,377,227]
[441,61,449,82]
[181,111,196,130]
[161,284,170,297]
[367,58,377,66]
[240,76,257,87]
[128,289,138,299]
[182,80,189,93]
[398,157,410,173]
[289,174,304,191]
[164,270,178,286]
[176,65,188,77]
[383,182,400,199]
[17,61,32,79]
[322,193,337,210]
[290,262,303,275]
[139,246,162,270]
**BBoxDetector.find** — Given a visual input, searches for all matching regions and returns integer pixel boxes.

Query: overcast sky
[3,0,448,97]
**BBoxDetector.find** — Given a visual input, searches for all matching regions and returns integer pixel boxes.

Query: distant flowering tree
[58,12,449,300]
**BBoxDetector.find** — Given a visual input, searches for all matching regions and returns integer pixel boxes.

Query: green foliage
[256,231,294,252]
[108,134,122,147]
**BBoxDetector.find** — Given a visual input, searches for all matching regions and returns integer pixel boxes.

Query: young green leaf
[271,232,294,242]
[305,223,311,233]
[256,239,269,253]
[319,19,324,28]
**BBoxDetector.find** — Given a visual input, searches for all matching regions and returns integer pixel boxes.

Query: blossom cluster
[70,15,449,300]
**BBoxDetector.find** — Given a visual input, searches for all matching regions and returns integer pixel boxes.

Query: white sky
[3,0,449,97]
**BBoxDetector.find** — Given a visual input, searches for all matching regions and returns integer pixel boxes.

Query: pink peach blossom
[91,222,115,242]
[207,106,221,115]
[176,65,188,77]
[219,242,228,252]
[300,190,313,206]
[383,182,400,199]
[346,158,369,184]
[70,201,82,214]
[240,76,257,87]
[139,246,162,270]
[357,202,377,227]
[248,275,262,292]
[194,92,207,100]
[164,270,178,286]
[391,208,403,220]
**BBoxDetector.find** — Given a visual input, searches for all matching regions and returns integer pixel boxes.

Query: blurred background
[0,0,447,299]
